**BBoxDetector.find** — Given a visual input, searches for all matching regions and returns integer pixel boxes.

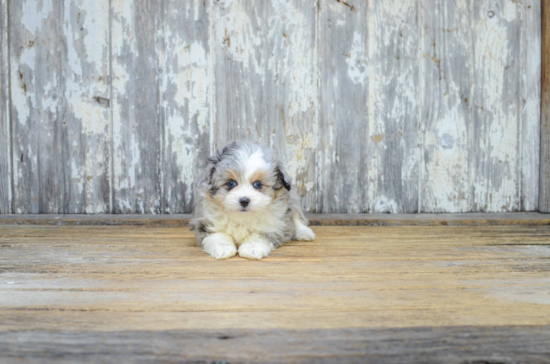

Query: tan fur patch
[249,170,268,185]
[226,170,240,183]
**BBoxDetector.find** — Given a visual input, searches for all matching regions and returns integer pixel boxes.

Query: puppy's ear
[201,152,221,190]
[274,163,291,191]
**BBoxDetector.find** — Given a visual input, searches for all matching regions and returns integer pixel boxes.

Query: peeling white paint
[346,31,367,85]
[21,0,53,35]
[374,196,398,214]
[473,1,520,211]
[367,0,418,213]
[216,0,263,76]
[174,42,210,130]
[266,0,317,202]
[4,0,542,214]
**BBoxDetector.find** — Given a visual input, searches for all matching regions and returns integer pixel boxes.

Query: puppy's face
[207,146,289,216]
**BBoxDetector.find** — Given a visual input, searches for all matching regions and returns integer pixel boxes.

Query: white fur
[238,233,274,260]
[200,191,289,246]
[222,183,272,213]
[201,233,237,259]
[244,150,269,179]
[294,218,316,241]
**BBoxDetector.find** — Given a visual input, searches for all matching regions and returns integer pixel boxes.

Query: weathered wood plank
[317,0,368,213]
[521,0,541,212]
[1,326,549,364]
[541,0,550,213]
[1,225,550,316]
[420,0,472,212]
[263,0,318,211]
[159,0,212,214]
[61,0,111,213]
[111,0,162,213]
[10,0,64,213]
[9,0,110,214]
[367,0,420,213]
[212,0,267,145]
[471,0,522,212]
[1,225,550,361]
[0,0,10,213]
[212,0,317,211]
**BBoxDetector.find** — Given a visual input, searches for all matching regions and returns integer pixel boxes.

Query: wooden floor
[1,223,550,363]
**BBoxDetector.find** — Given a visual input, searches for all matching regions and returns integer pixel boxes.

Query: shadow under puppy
[191,141,315,260]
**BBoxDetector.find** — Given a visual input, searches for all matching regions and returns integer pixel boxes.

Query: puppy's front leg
[201,233,237,260]
[238,233,274,260]
[293,216,315,241]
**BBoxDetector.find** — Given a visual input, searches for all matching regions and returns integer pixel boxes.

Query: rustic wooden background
[0,0,542,214]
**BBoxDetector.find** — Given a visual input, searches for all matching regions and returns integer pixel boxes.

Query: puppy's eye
[226,180,238,189]
[253,181,262,189]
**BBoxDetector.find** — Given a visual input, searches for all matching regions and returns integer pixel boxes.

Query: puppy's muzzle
[239,198,250,208]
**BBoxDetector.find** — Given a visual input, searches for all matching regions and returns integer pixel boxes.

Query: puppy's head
[201,141,291,215]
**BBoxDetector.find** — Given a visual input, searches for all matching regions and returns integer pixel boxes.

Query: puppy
[191,140,315,260]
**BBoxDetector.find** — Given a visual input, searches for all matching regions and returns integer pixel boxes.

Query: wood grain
[367,0,419,213]
[61,0,111,213]
[1,224,550,361]
[1,326,550,363]
[10,0,65,213]
[0,0,544,214]
[420,0,472,212]
[521,0,541,212]
[542,0,550,213]
[9,0,111,214]
[212,0,318,211]
[0,0,9,213]
[111,0,162,214]
[264,0,318,211]
[212,0,267,145]
[317,0,368,213]
[471,0,522,212]
[159,0,212,214]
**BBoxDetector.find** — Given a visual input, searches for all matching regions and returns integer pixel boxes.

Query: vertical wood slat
[62,0,111,213]
[471,0,522,212]
[159,0,212,214]
[9,0,110,214]
[212,0,317,211]
[367,0,419,213]
[318,0,368,213]
[10,0,63,213]
[111,0,162,214]
[212,0,267,146]
[541,0,550,213]
[264,0,318,212]
[420,0,472,213]
[521,0,541,211]
[0,0,10,213]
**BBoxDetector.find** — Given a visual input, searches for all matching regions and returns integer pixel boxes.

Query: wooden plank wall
[0,0,9,213]
[542,0,550,213]
[0,0,543,214]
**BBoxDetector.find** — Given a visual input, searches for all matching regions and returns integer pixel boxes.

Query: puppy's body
[191,141,315,260]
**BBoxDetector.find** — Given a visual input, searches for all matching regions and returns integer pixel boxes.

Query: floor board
[1,225,550,362]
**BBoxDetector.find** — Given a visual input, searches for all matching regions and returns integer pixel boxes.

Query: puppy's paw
[238,242,272,260]
[294,226,315,241]
[202,234,237,260]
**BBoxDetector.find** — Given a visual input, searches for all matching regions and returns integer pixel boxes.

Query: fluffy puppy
[191,141,315,260]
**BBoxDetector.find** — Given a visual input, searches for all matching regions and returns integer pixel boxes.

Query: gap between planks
[0,212,549,226]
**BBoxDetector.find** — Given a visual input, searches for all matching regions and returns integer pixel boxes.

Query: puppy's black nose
[239,198,250,207]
